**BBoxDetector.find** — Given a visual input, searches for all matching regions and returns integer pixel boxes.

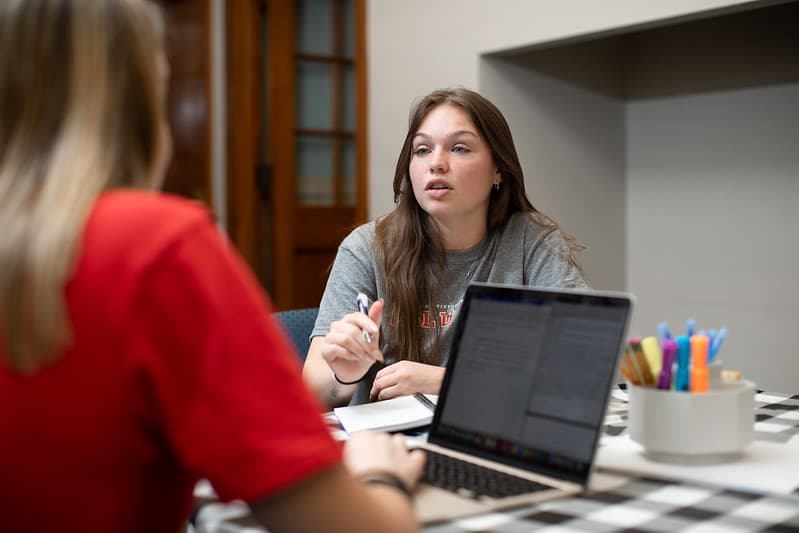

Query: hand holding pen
[319,293,383,386]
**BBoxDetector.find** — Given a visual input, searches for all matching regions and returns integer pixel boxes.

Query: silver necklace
[446,239,486,307]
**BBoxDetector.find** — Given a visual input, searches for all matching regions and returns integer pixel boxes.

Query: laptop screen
[429,283,633,486]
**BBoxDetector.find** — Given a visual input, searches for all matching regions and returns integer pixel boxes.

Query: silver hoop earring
[494,182,500,191]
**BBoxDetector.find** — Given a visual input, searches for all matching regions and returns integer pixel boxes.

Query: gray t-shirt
[312,211,589,404]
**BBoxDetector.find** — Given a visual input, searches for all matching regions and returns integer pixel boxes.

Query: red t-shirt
[0,191,341,532]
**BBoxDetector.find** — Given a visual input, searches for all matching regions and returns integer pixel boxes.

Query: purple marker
[657,339,678,390]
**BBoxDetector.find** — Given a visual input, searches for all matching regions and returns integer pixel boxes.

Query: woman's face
[409,104,500,231]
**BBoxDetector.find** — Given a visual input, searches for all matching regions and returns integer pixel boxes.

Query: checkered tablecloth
[192,391,799,533]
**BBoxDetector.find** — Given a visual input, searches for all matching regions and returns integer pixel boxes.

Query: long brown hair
[0,0,166,372]
[375,87,580,364]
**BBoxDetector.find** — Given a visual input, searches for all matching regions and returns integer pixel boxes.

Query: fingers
[407,448,427,484]
[371,361,411,400]
[325,315,380,362]
[389,434,425,489]
[373,382,403,401]
[343,432,425,490]
[370,361,446,400]
[349,308,380,341]
[368,299,384,329]
[370,365,397,400]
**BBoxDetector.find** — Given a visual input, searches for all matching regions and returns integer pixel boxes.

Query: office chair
[274,307,319,363]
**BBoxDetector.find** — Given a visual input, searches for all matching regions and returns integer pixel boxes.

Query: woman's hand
[344,432,426,492]
[321,299,384,383]
[370,360,445,401]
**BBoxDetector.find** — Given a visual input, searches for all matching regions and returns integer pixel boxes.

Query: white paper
[596,434,799,495]
[334,394,437,434]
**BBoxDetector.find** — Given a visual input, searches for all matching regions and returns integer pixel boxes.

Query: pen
[620,347,640,385]
[628,338,655,386]
[657,339,678,390]
[356,292,372,343]
[674,335,691,391]
[709,326,727,363]
[657,322,672,344]
[685,319,696,337]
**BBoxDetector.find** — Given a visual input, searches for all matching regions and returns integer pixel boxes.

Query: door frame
[225,0,368,310]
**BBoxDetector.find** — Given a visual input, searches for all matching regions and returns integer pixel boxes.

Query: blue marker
[675,335,691,391]
[685,319,696,338]
[657,322,673,344]
[709,327,728,363]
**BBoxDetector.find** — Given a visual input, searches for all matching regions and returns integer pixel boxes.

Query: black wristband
[333,369,369,385]
[358,471,413,501]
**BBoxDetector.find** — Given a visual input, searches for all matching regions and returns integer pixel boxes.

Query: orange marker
[690,334,709,392]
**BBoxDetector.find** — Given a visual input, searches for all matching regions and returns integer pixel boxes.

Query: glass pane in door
[340,0,356,57]
[296,0,333,55]
[340,63,356,132]
[296,135,334,205]
[296,60,333,130]
[340,138,357,206]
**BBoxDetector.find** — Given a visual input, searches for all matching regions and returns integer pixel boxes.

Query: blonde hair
[0,0,166,372]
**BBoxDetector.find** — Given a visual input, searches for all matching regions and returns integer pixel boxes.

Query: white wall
[368,0,761,219]
[479,57,626,290]
[367,0,761,288]
[626,83,799,392]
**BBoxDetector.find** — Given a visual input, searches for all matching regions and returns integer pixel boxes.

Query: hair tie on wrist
[358,471,413,501]
[333,371,368,385]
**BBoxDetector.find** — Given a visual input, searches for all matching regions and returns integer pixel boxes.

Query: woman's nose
[430,149,448,173]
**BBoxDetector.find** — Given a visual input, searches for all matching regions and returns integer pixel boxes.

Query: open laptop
[411,282,633,523]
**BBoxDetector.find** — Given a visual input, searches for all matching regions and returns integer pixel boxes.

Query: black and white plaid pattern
[424,477,799,532]
[192,391,799,532]
[193,476,799,533]
[753,392,799,444]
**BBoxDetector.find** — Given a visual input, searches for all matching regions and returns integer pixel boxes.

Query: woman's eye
[413,147,431,156]
[452,145,469,154]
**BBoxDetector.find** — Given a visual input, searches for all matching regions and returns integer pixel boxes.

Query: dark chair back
[274,308,319,363]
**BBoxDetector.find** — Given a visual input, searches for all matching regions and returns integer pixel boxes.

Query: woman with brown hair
[304,88,588,407]
[0,1,423,531]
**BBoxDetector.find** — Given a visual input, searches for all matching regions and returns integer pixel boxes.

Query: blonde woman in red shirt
[0,1,423,531]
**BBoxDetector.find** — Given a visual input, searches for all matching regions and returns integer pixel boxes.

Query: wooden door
[260,0,369,309]
[157,0,211,206]
[156,0,368,311]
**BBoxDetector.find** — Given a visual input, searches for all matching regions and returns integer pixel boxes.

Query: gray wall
[367,0,798,392]
[479,57,626,291]
[626,83,799,392]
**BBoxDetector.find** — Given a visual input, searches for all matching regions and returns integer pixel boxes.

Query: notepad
[333,394,437,434]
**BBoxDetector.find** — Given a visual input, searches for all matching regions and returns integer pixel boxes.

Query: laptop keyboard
[422,450,550,499]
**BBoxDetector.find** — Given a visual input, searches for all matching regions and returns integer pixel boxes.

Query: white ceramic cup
[627,379,755,464]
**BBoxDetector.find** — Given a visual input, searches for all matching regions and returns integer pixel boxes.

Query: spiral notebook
[334,394,437,434]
